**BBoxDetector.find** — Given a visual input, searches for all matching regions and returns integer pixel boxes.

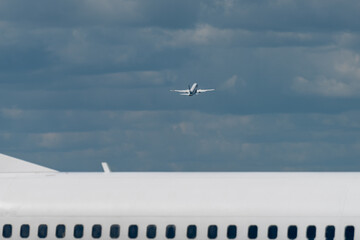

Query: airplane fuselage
[188,83,198,96]
[0,172,360,239]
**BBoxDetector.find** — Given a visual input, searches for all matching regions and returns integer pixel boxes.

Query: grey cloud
[3,110,360,171]
[292,50,360,97]
[292,76,355,97]
[201,0,360,32]
[0,0,200,29]
[1,0,360,171]
[161,26,333,49]
[0,45,55,73]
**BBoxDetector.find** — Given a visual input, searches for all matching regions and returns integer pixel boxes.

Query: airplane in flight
[170,83,215,96]
[0,152,359,240]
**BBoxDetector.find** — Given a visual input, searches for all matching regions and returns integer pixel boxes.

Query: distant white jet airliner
[171,83,215,96]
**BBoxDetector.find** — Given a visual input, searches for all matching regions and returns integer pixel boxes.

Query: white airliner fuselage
[0,154,359,240]
[171,83,215,96]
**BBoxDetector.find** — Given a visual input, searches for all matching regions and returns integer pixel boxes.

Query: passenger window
[227,225,237,239]
[248,225,258,239]
[345,226,354,240]
[38,224,48,239]
[166,225,176,239]
[268,225,278,239]
[208,225,218,239]
[325,225,335,240]
[110,224,120,239]
[74,224,84,239]
[20,224,30,238]
[288,226,297,239]
[56,224,66,238]
[147,225,156,239]
[92,224,102,239]
[128,225,138,239]
[2,224,12,238]
[187,225,197,239]
[307,225,316,240]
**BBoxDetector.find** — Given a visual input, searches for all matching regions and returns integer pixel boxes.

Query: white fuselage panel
[0,172,359,239]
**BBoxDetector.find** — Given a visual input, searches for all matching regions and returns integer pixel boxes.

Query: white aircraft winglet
[101,162,111,173]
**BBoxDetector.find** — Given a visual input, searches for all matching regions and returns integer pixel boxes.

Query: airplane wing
[197,89,215,93]
[170,90,189,93]
[0,153,57,173]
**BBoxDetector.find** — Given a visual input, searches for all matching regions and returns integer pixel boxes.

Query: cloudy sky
[1,0,360,171]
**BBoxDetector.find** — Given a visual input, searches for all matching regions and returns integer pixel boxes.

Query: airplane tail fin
[0,153,57,173]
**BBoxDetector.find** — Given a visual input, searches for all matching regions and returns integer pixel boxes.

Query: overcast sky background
[1,0,360,171]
